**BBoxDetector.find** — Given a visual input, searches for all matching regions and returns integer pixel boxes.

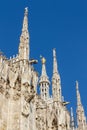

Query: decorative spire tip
[76,80,79,90]
[53,48,56,57]
[25,7,28,16]
[41,57,46,64]
[40,55,46,64]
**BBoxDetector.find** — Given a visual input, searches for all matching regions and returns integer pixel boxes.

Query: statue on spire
[41,57,46,64]
[25,7,28,16]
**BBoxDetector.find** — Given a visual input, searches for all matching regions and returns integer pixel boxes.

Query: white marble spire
[53,48,58,74]
[19,7,30,60]
[76,81,82,107]
[52,49,62,101]
[76,81,86,130]
[22,7,28,33]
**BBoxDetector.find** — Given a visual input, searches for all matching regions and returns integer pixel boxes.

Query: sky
[0,0,87,119]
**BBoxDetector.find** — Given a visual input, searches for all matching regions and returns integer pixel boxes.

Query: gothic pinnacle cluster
[0,7,87,130]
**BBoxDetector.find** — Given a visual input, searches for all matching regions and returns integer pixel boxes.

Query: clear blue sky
[0,0,87,118]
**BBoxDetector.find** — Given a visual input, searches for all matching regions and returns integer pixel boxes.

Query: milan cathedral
[0,8,87,130]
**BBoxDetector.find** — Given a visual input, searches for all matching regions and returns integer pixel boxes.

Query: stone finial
[40,57,47,76]
[53,48,56,57]
[76,80,79,90]
[25,7,28,16]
